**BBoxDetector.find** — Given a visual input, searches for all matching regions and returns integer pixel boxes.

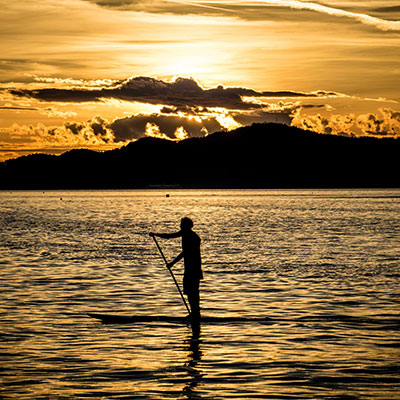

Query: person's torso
[182,230,202,279]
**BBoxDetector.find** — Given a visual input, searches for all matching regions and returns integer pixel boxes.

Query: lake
[0,189,399,399]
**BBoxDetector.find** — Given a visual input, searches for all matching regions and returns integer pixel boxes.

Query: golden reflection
[183,324,203,399]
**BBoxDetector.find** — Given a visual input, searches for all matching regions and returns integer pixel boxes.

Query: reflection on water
[0,189,399,399]
[183,325,202,399]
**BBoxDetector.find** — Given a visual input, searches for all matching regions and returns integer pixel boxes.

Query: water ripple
[0,189,399,399]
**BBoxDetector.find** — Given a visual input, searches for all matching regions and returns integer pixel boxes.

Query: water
[0,189,399,399]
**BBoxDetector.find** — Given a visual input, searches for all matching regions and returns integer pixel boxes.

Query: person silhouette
[150,217,203,321]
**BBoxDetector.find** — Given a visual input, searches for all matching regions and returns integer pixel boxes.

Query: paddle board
[88,313,272,324]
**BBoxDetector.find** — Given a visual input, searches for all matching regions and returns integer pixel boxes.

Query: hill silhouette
[0,123,398,189]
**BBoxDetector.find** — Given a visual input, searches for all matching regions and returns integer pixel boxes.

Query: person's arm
[150,231,182,239]
[166,251,184,270]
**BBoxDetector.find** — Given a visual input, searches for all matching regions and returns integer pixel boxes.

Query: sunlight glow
[164,55,214,77]
[215,114,242,130]
[145,122,171,140]
[175,126,189,140]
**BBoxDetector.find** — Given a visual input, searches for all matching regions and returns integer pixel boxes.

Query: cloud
[10,76,319,109]
[83,0,400,31]
[63,116,115,143]
[0,106,38,111]
[244,0,400,31]
[372,6,400,14]
[3,106,289,154]
[231,110,291,126]
[291,107,400,138]
[83,0,233,15]
[2,85,312,161]
[41,107,78,119]
[2,104,399,162]
[107,105,297,141]
[109,112,224,141]
[0,107,289,162]
[0,117,118,160]
[33,76,119,88]
[3,72,399,161]
[357,108,400,137]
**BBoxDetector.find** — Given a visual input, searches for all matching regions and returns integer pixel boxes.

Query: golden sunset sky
[1,0,399,160]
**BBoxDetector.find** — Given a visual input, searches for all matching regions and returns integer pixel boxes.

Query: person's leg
[186,280,200,320]
[188,290,200,318]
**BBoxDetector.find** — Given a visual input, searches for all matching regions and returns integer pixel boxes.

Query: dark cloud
[229,102,329,127]
[11,87,102,103]
[65,117,112,142]
[160,105,211,114]
[91,116,109,138]
[63,106,299,144]
[10,76,318,109]
[51,90,343,145]
[0,106,38,110]
[298,104,327,109]
[62,110,226,143]
[232,110,292,126]
[109,112,224,141]
[372,6,400,13]
[94,0,134,7]
[65,122,84,135]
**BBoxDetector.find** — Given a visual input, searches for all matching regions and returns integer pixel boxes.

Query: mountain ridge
[1,123,398,189]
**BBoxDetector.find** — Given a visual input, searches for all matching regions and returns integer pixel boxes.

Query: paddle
[151,235,191,315]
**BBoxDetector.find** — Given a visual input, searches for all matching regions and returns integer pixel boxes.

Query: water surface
[1,189,399,399]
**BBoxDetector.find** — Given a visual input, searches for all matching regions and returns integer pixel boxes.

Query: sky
[1,0,399,161]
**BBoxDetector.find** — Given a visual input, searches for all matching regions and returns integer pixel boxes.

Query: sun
[164,55,213,77]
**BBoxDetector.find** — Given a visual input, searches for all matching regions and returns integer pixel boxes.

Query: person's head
[180,217,193,231]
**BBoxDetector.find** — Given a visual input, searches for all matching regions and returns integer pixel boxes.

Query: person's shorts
[183,277,200,295]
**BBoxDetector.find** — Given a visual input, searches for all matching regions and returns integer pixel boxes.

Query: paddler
[150,217,203,321]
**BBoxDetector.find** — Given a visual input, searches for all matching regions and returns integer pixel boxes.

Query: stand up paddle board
[88,313,272,324]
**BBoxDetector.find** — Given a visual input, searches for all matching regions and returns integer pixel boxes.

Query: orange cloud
[291,107,400,138]
[10,76,318,109]
[0,117,118,161]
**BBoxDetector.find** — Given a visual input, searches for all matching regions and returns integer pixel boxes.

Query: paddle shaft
[152,235,191,315]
